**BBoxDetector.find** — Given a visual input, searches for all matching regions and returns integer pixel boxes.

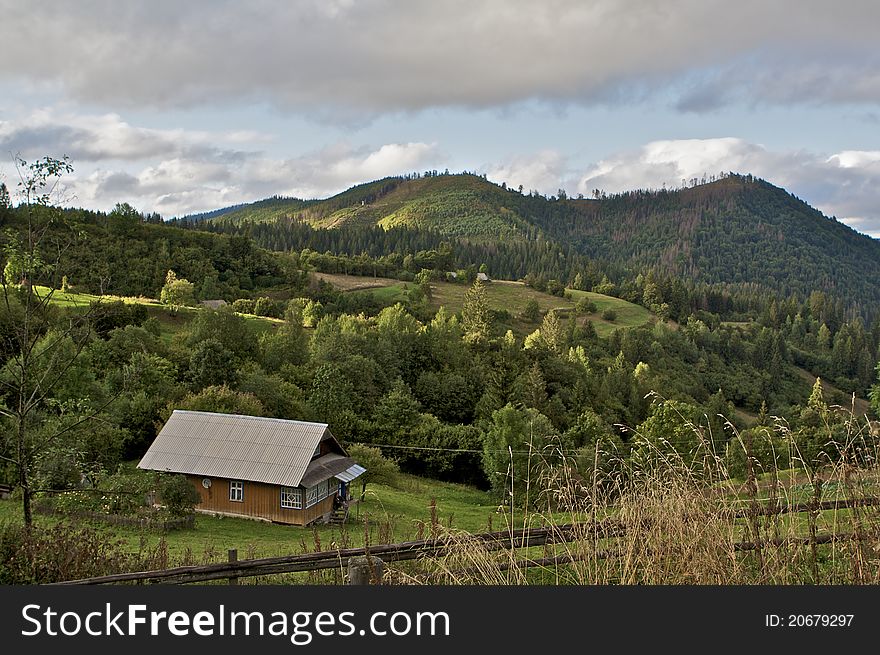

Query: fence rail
[52,496,880,585]
[53,523,596,585]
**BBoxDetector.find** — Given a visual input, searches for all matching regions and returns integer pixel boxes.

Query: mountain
[197,174,543,241]
[539,175,880,310]
[197,172,880,314]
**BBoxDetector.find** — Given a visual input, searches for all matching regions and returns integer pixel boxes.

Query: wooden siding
[188,476,336,526]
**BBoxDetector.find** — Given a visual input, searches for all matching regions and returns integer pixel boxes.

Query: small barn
[137,410,365,526]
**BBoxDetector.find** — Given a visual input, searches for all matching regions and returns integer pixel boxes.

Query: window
[305,480,332,508]
[229,480,243,502]
[305,484,319,508]
[281,486,302,509]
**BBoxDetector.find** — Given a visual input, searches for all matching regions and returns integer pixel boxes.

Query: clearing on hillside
[314,275,655,337]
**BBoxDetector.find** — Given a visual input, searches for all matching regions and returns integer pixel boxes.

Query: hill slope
[205,174,542,240]
[203,173,880,312]
[544,176,880,309]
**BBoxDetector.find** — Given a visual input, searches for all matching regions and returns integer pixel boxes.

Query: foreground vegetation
[2,157,879,586]
[3,423,880,585]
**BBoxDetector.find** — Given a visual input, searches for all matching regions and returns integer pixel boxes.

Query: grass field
[34,285,162,309]
[0,474,505,563]
[314,274,656,337]
[429,280,653,337]
[36,285,281,344]
[312,272,399,291]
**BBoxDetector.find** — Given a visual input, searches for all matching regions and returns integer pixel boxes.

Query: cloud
[0,109,256,162]
[574,138,880,236]
[484,150,569,195]
[1,1,878,116]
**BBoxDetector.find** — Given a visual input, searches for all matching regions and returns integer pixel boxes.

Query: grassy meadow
[311,274,656,338]
[0,473,506,565]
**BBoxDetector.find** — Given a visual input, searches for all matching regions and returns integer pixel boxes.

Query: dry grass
[392,406,880,585]
[312,272,399,291]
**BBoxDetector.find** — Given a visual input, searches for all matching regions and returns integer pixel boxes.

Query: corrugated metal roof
[335,463,367,483]
[299,453,358,488]
[137,410,332,487]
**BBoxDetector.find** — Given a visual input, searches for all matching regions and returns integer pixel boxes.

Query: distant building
[200,299,227,309]
[477,272,491,282]
[138,411,366,526]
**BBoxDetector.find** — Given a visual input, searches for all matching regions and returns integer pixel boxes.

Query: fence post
[348,555,384,585]
[228,549,238,585]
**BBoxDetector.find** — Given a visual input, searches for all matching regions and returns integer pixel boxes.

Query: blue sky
[1,0,878,235]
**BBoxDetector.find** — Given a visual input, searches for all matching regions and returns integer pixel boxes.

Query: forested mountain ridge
[192,174,543,241]
[192,172,880,314]
[0,204,290,300]
[552,176,880,311]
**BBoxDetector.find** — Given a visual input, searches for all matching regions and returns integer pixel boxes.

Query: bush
[232,298,256,314]
[545,279,565,297]
[723,427,791,479]
[35,446,82,491]
[601,308,617,321]
[90,300,148,337]
[0,521,171,584]
[345,443,400,487]
[521,299,541,322]
[576,298,598,314]
[159,474,201,516]
[253,296,283,318]
[96,468,154,515]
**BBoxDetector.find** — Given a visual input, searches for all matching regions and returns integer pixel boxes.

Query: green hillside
[314,274,654,337]
[204,172,880,315]
[209,174,540,240]
[548,175,880,310]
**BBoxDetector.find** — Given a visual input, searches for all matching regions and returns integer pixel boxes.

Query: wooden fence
[52,495,880,585]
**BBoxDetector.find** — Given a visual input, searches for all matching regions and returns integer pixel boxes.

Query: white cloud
[0,109,259,162]
[828,151,880,169]
[485,150,568,195]
[1,1,878,116]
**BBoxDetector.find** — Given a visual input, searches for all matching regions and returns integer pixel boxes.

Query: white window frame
[229,480,244,502]
[305,484,319,508]
[280,486,302,509]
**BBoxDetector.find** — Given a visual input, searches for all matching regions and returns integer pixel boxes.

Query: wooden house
[137,410,365,526]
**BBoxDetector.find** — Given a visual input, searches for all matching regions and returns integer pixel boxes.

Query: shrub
[521,299,541,322]
[34,446,82,491]
[601,308,617,321]
[253,296,283,318]
[159,474,201,516]
[232,298,256,314]
[345,443,400,487]
[576,298,598,314]
[96,468,154,515]
[0,521,171,584]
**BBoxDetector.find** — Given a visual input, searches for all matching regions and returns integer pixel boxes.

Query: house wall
[188,476,336,526]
